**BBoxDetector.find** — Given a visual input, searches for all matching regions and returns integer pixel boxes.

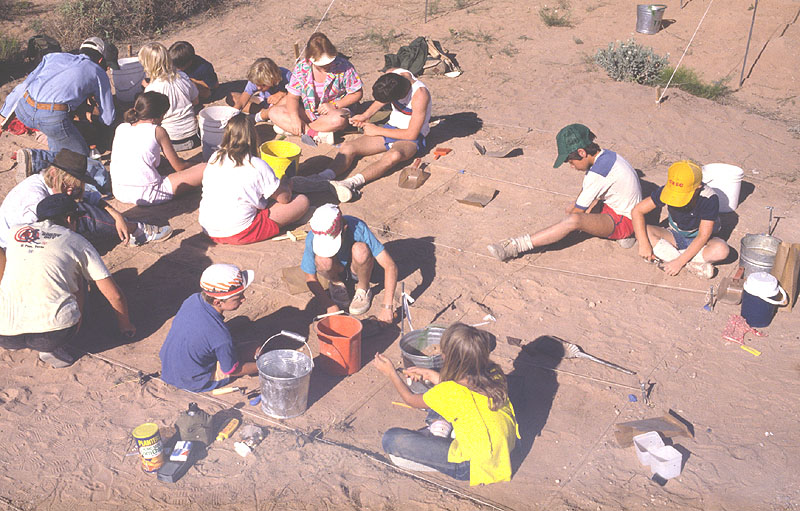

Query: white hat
[309,53,336,67]
[309,204,344,258]
[80,37,119,69]
[200,263,254,299]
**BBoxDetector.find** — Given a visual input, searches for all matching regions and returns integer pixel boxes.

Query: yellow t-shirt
[423,381,520,485]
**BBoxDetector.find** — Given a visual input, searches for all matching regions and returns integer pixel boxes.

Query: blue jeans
[382,427,470,480]
[15,99,90,156]
[29,148,110,194]
[75,202,120,243]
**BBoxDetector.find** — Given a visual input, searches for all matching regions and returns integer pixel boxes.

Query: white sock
[513,234,534,252]
[344,173,366,188]
[254,111,264,123]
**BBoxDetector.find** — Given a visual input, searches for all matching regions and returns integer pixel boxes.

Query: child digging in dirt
[374,323,520,485]
[227,57,292,121]
[631,160,730,278]
[487,124,642,261]
[168,41,219,103]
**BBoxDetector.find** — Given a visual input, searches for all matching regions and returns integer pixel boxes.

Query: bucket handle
[760,287,788,306]
[255,330,314,367]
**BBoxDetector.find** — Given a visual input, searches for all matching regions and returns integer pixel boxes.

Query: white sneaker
[487,238,520,262]
[15,148,32,183]
[328,281,350,308]
[388,455,437,472]
[313,131,334,145]
[130,223,173,246]
[273,124,287,135]
[687,262,715,279]
[329,180,355,203]
[349,287,373,315]
[616,237,636,249]
[39,346,76,368]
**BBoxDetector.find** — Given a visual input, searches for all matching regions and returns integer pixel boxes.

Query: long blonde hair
[138,42,177,82]
[210,113,259,167]
[439,323,508,411]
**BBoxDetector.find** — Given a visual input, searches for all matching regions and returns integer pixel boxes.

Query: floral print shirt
[287,56,362,120]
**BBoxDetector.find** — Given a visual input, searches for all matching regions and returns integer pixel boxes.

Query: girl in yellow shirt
[374,323,520,485]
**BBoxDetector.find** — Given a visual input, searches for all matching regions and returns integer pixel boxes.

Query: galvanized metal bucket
[636,4,667,34]
[256,331,314,419]
[399,326,445,370]
[739,234,782,277]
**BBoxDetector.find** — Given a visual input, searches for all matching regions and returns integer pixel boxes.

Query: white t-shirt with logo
[198,153,281,237]
[0,220,111,335]
[574,150,642,219]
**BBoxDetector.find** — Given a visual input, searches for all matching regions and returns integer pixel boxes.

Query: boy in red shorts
[487,124,642,261]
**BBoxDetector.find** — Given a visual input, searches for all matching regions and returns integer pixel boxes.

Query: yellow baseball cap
[660,160,702,207]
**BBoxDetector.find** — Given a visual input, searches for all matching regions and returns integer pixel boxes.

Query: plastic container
[741,272,787,328]
[112,57,145,104]
[399,326,445,370]
[260,140,301,179]
[649,445,682,479]
[257,336,314,419]
[636,4,667,35]
[315,315,362,376]
[740,234,782,277]
[633,431,665,466]
[702,163,744,213]
[198,105,239,161]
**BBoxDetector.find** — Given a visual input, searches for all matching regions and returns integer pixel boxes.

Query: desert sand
[1,0,799,509]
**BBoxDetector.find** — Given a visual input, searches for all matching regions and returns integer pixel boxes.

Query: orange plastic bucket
[315,315,362,376]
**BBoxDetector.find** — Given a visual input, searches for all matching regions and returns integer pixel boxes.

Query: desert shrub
[41,0,224,50]
[657,66,731,101]
[539,1,572,27]
[0,36,22,63]
[364,29,399,52]
[594,38,668,85]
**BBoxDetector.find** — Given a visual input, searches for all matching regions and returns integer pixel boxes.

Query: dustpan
[398,158,430,189]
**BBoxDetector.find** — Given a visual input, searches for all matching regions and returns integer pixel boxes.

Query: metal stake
[766,206,774,235]
[739,0,759,88]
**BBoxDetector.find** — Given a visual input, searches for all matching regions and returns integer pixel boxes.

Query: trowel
[398,158,430,189]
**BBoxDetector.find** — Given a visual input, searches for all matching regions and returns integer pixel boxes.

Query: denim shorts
[669,228,695,250]
[382,124,426,153]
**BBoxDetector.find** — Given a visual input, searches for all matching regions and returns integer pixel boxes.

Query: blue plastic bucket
[741,272,787,328]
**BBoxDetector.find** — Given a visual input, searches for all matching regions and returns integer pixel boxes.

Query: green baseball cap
[553,123,595,168]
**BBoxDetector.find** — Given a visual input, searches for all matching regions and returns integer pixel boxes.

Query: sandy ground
[1,0,800,509]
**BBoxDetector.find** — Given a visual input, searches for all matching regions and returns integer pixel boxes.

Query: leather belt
[23,91,69,112]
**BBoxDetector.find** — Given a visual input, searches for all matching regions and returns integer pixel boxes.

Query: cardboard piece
[778,243,800,312]
[614,413,693,448]
[456,188,498,208]
[272,228,308,242]
[281,266,330,295]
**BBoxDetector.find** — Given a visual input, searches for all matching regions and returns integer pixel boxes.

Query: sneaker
[388,455,437,472]
[329,180,355,203]
[38,346,76,368]
[487,238,520,262]
[328,281,350,308]
[616,237,636,249]
[129,223,173,247]
[314,131,335,145]
[15,148,32,183]
[687,262,715,279]
[349,287,373,315]
[292,175,334,194]
[273,124,287,135]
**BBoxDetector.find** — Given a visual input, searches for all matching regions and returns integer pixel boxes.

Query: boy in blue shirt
[302,204,397,323]
[160,263,258,392]
[631,160,730,278]
[169,41,219,102]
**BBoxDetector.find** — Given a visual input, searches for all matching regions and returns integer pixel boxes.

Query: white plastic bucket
[112,57,145,104]
[701,163,744,213]
[198,106,239,161]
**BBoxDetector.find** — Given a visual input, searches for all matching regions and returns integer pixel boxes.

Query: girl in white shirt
[110,91,204,205]
[198,114,309,244]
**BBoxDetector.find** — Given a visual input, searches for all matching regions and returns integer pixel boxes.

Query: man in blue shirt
[302,204,398,322]
[159,263,259,392]
[0,37,118,157]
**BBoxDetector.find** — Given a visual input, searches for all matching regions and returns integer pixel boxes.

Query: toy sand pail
[315,315,362,376]
[112,57,145,103]
[256,333,314,419]
[636,4,666,34]
[399,326,445,370]
[132,422,165,472]
[702,163,744,213]
[260,140,301,179]
[199,105,238,161]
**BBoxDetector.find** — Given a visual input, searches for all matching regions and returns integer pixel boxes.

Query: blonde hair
[304,32,337,62]
[138,42,177,81]
[44,168,84,197]
[210,113,259,167]
[247,58,282,87]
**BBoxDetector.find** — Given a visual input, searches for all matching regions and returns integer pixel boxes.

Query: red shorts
[602,204,634,240]
[210,209,280,245]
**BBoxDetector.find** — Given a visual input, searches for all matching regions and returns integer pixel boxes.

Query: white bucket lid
[743,271,780,298]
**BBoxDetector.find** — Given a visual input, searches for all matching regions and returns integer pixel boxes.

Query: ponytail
[123,107,139,124]
[126,91,170,125]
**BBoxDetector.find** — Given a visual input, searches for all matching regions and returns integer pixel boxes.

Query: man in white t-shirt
[0,194,135,368]
[487,124,642,261]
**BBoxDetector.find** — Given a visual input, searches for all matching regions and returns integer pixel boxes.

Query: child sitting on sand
[631,160,730,278]
[228,57,292,121]
[168,41,219,103]
[198,113,309,244]
[374,323,520,485]
[109,91,205,205]
[140,42,200,151]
